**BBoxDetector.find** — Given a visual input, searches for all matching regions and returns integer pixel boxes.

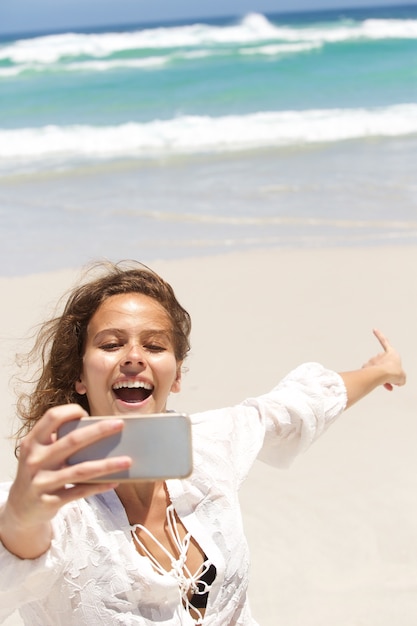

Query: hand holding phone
[57,413,192,482]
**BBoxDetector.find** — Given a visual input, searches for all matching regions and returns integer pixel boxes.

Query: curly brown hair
[15,261,191,444]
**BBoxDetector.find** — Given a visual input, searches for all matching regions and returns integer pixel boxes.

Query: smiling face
[75,293,182,416]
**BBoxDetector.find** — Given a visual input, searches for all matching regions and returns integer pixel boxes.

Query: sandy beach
[1,245,417,625]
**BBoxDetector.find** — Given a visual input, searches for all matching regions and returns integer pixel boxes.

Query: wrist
[0,503,52,560]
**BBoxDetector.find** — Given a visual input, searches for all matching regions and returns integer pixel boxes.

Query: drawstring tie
[131,504,213,625]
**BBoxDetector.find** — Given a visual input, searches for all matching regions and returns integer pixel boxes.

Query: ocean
[1,4,417,276]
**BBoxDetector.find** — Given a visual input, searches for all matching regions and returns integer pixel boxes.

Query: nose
[121,343,146,367]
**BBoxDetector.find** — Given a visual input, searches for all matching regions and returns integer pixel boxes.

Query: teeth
[113,380,153,390]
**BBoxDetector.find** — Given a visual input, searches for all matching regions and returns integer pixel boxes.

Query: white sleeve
[243,362,347,469]
[0,483,67,622]
[191,362,347,488]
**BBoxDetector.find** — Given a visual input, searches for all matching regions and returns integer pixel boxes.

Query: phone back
[57,413,193,482]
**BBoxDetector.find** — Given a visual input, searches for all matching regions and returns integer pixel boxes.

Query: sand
[1,245,417,625]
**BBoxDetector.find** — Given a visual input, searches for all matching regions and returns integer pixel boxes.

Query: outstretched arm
[339,329,406,410]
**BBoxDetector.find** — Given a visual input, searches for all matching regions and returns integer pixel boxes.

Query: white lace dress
[0,363,347,625]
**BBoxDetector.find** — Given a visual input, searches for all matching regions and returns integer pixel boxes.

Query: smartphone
[57,413,193,482]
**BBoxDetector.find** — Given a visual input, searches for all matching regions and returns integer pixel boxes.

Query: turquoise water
[0,5,417,275]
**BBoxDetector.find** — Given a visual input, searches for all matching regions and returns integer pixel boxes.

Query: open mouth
[112,380,153,404]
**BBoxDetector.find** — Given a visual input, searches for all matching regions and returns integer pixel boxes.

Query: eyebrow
[92,328,172,343]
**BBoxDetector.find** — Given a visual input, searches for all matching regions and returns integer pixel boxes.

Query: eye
[145,343,166,353]
[100,342,122,351]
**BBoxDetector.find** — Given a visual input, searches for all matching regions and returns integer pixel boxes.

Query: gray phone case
[57,413,193,482]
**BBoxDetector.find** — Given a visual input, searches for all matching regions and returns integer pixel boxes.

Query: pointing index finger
[373,328,390,352]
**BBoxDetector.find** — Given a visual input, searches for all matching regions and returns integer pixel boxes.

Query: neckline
[131,503,215,625]
[93,483,225,610]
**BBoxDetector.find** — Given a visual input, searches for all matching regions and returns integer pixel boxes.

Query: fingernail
[117,456,132,468]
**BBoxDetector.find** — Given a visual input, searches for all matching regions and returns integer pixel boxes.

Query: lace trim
[131,504,213,625]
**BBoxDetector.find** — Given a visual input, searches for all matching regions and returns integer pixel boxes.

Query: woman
[0,261,406,625]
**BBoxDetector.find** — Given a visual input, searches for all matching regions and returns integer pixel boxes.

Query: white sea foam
[277,18,417,44]
[0,56,169,77]
[0,44,317,78]
[1,104,417,165]
[0,66,22,77]
[67,56,169,71]
[239,42,322,56]
[1,13,417,67]
[0,14,281,64]
[0,42,316,78]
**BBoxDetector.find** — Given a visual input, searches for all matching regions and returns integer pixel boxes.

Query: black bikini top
[189,561,217,609]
